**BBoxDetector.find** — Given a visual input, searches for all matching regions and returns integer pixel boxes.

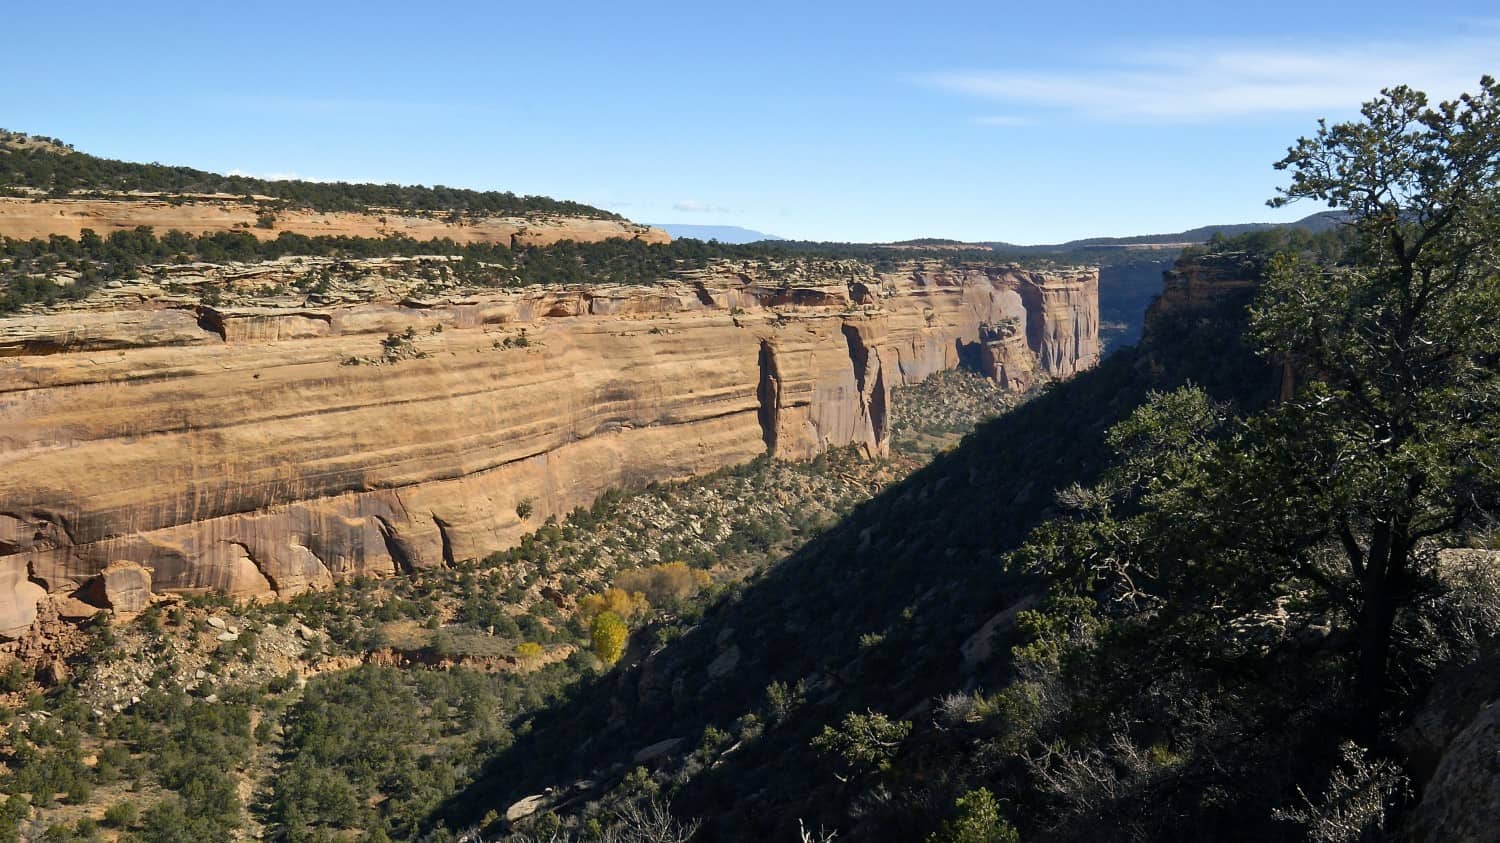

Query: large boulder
[1399,655,1500,784]
[505,794,547,822]
[0,562,47,639]
[1406,700,1500,841]
[77,561,153,613]
[632,737,685,765]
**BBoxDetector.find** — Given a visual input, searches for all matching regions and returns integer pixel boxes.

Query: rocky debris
[9,596,78,665]
[76,561,153,613]
[72,612,310,716]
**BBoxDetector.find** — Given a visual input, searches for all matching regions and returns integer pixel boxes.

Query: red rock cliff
[0,258,1098,632]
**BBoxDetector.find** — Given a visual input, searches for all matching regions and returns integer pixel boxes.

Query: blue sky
[2,1,1496,243]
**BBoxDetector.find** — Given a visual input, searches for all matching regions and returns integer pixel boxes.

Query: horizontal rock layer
[0,197,668,247]
[0,261,1097,629]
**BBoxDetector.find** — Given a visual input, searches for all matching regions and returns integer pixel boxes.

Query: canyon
[0,257,1097,635]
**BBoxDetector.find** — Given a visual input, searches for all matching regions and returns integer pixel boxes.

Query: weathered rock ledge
[0,196,668,247]
[0,260,1097,632]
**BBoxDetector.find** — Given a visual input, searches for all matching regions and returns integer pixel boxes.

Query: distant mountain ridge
[0,128,620,219]
[987,211,1346,252]
[650,224,783,243]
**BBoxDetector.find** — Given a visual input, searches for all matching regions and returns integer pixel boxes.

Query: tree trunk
[1354,525,1406,739]
[1355,587,1396,737]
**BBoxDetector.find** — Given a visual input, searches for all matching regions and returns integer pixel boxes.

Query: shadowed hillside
[435,257,1276,839]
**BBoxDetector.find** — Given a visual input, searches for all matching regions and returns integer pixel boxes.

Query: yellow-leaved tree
[590,611,628,666]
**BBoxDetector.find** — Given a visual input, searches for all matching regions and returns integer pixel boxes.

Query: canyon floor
[0,366,1025,842]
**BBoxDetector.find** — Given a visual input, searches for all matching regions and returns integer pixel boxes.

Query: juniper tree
[1019,78,1500,735]
[1253,76,1500,720]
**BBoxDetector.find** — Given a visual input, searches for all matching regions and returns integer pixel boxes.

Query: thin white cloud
[673,200,731,214]
[927,32,1499,121]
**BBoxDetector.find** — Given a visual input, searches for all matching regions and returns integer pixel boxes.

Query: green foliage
[1250,77,1500,713]
[810,711,911,774]
[0,211,1079,315]
[267,665,509,839]
[1184,224,1354,266]
[0,131,618,218]
[0,661,28,693]
[764,679,807,723]
[1011,598,1101,671]
[925,789,1019,843]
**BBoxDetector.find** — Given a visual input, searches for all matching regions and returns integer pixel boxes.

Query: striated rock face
[0,260,1097,614]
[1144,251,1262,331]
[0,196,669,247]
[978,321,1038,392]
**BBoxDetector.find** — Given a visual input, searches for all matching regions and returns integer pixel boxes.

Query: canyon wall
[1143,251,1262,330]
[0,261,1097,633]
[0,197,669,247]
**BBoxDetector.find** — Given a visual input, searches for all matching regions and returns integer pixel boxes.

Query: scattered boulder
[207,616,227,630]
[961,593,1039,673]
[632,737,685,765]
[54,596,101,620]
[505,794,547,822]
[707,644,741,679]
[77,561,153,614]
[36,658,68,687]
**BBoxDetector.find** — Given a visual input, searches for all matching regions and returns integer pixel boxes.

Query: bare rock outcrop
[1144,251,1262,331]
[0,564,47,638]
[1406,696,1500,842]
[0,260,1098,607]
[76,561,153,613]
[0,197,669,247]
[978,321,1039,392]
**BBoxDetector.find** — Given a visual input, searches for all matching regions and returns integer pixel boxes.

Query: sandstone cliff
[1143,251,1262,330]
[0,259,1097,631]
[0,196,669,247]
